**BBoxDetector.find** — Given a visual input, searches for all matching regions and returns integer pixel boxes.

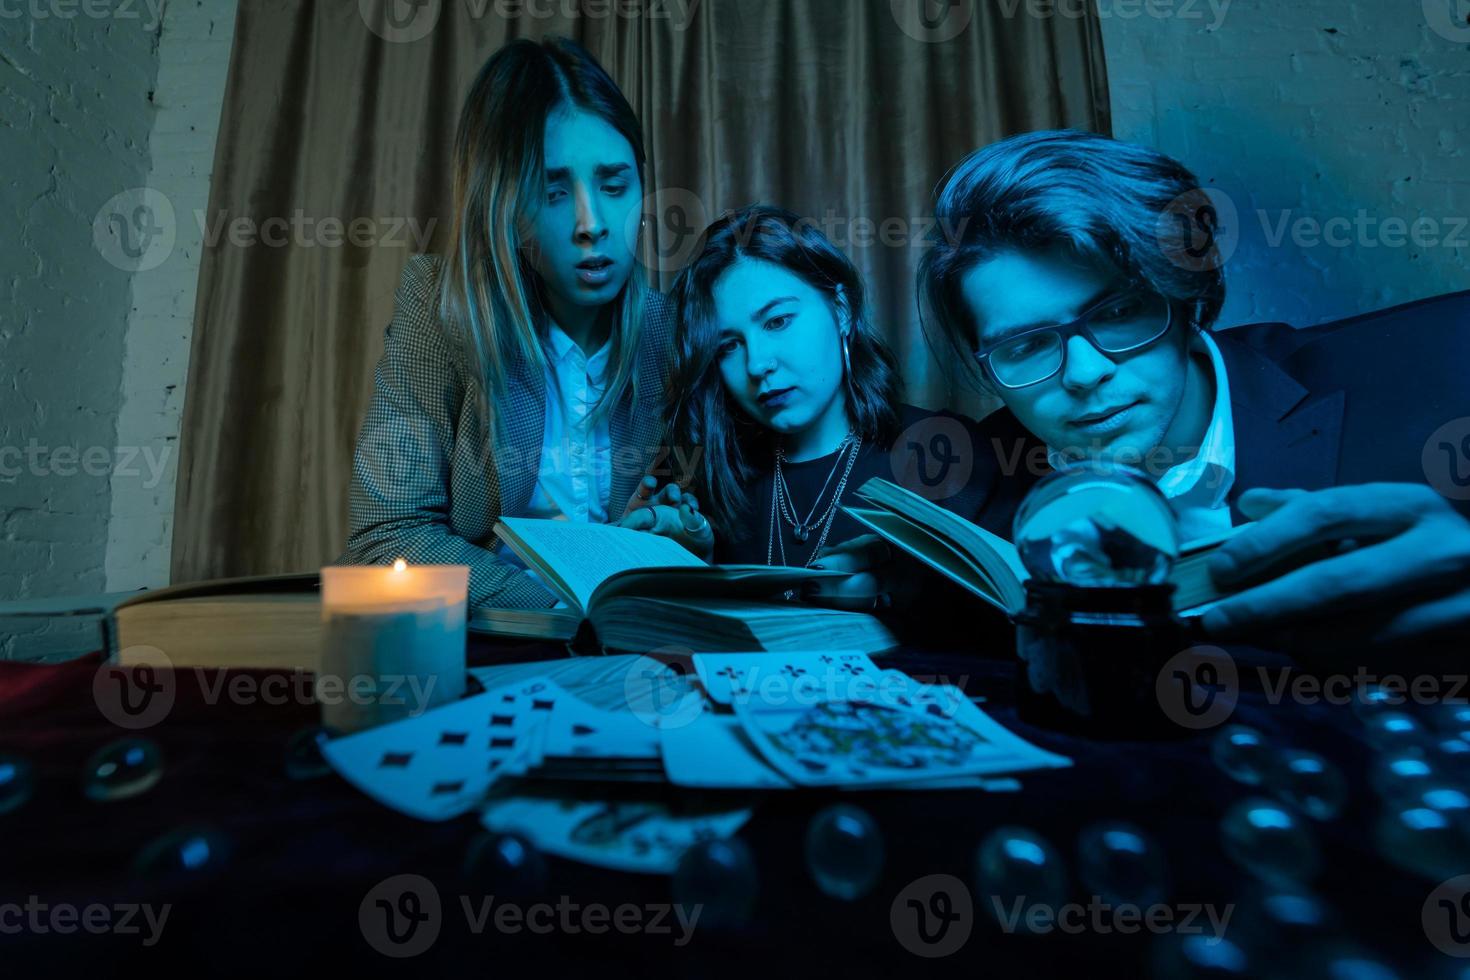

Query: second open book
[841,477,1239,616]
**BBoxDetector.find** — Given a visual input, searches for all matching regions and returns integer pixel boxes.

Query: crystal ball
[1013,462,1180,586]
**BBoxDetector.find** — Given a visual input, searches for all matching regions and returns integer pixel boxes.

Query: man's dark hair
[918,129,1227,390]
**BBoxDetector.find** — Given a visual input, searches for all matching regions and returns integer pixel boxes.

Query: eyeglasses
[973,291,1174,389]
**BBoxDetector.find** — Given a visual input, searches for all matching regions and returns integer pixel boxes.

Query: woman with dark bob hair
[667,204,997,609]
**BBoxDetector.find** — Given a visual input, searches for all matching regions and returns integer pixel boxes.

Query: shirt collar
[1154,330,1235,506]
[545,319,611,373]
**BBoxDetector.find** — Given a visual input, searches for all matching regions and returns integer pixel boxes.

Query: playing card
[732,697,1067,788]
[660,714,793,789]
[480,789,753,874]
[539,697,661,761]
[322,677,571,821]
[692,651,882,707]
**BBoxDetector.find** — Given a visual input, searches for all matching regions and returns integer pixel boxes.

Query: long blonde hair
[438,37,648,438]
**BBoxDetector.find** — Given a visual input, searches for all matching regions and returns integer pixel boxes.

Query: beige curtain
[171,0,1110,583]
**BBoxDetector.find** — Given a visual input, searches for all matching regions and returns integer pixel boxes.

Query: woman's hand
[619,476,715,561]
[1200,483,1470,652]
[801,534,920,611]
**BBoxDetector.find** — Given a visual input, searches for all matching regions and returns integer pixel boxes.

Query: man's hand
[802,534,921,611]
[1200,483,1470,651]
[619,476,714,561]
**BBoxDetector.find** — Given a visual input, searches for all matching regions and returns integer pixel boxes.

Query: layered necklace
[767,429,863,573]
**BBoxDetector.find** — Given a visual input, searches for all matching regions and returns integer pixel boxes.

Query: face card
[732,697,1065,788]
[321,677,570,821]
[692,651,882,707]
[479,791,753,874]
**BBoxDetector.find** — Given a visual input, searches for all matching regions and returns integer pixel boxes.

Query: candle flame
[392,559,407,573]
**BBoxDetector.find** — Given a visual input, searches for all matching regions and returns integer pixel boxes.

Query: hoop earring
[841,332,852,378]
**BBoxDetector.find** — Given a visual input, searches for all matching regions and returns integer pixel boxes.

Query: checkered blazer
[336,254,676,608]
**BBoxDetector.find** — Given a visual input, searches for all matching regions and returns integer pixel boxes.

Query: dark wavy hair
[918,129,1228,390]
[667,205,901,540]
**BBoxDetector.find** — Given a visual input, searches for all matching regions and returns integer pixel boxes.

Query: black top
[715,404,998,565]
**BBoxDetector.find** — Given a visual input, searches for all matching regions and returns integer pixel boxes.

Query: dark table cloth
[0,638,1458,977]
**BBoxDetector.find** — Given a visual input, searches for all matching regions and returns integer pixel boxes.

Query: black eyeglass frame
[972,290,1175,390]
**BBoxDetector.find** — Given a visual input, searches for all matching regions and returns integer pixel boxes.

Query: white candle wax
[318,562,469,732]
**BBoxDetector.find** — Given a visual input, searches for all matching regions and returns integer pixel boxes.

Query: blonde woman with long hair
[339,37,709,608]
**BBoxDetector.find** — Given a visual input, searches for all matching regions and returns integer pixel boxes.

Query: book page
[495,518,706,611]
[855,478,1029,584]
[844,506,1015,613]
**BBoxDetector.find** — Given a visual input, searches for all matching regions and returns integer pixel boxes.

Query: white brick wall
[105,0,236,593]
[1099,0,1470,329]
[1,3,164,660]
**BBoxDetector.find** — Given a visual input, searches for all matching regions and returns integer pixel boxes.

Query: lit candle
[318,561,469,732]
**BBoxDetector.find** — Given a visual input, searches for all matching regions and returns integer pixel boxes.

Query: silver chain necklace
[767,432,863,590]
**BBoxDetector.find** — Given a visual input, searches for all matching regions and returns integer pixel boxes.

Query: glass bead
[1430,702,1470,740]
[1151,932,1252,979]
[81,737,162,802]
[1263,749,1347,820]
[1361,711,1429,753]
[1369,752,1439,803]
[975,826,1068,933]
[134,825,231,874]
[1374,805,1470,881]
[1350,685,1405,723]
[463,832,547,899]
[1076,821,1168,907]
[1211,725,1273,786]
[1219,797,1321,886]
[1228,885,1336,956]
[672,838,757,931]
[805,804,884,901]
[0,754,35,816]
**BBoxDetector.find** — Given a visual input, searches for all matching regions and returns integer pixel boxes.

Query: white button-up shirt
[1155,331,1237,542]
[495,320,613,574]
[1048,330,1237,544]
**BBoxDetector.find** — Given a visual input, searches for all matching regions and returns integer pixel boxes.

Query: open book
[475,517,897,655]
[841,478,1239,616]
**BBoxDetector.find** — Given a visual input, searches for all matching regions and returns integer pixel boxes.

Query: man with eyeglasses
[915,130,1470,656]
